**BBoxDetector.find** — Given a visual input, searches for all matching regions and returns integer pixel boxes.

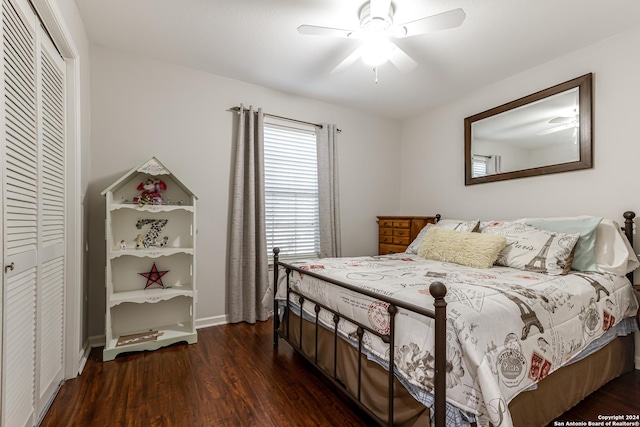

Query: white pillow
[594,219,639,275]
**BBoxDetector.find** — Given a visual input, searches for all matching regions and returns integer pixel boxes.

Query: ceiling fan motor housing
[359,3,394,33]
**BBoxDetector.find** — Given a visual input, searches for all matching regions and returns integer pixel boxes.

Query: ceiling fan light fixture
[297,1,466,75]
[361,37,395,66]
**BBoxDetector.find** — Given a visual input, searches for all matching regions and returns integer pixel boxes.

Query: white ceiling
[75,0,640,120]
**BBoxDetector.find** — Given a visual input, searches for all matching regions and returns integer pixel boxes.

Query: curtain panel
[316,124,342,258]
[228,105,269,323]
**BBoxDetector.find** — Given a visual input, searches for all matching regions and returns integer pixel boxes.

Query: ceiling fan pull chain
[374,66,378,84]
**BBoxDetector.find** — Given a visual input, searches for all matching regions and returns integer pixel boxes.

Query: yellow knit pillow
[418,227,507,269]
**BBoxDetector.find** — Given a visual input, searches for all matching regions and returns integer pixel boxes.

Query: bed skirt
[284,312,635,427]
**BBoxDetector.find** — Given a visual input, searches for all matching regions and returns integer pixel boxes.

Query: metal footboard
[272,248,447,427]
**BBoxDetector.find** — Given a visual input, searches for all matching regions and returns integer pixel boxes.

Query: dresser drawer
[379,243,407,255]
[393,228,410,238]
[379,228,393,237]
[392,220,410,228]
[393,236,410,245]
[379,219,395,228]
[379,235,394,244]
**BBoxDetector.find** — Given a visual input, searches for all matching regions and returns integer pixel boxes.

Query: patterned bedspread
[275,254,639,427]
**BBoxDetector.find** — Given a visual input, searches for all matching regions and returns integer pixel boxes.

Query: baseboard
[195,314,229,329]
[89,334,106,348]
[77,341,92,375]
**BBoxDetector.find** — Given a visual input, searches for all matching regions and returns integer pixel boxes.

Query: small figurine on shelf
[133,177,167,206]
[158,236,169,247]
[135,234,144,249]
[119,240,127,251]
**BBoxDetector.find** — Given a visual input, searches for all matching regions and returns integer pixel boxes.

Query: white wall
[400,27,640,242]
[87,45,403,336]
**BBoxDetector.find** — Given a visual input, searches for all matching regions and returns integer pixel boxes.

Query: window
[472,155,487,177]
[472,154,501,177]
[264,121,320,258]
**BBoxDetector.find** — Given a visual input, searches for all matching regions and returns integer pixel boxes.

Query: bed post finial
[430,281,447,427]
[623,211,635,226]
[623,211,635,247]
[430,281,446,299]
[622,212,635,284]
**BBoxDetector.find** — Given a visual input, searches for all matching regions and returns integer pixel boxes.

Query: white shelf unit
[101,157,198,361]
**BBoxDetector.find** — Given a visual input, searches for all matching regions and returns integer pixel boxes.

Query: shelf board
[103,326,197,362]
[110,247,193,258]
[110,203,193,213]
[109,287,193,306]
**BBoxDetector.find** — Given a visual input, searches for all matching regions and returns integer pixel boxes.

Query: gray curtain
[316,124,342,258]
[228,104,269,323]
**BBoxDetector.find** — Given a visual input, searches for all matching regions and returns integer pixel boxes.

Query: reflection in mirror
[465,74,592,185]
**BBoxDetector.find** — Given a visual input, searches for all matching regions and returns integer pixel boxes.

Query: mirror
[465,73,592,185]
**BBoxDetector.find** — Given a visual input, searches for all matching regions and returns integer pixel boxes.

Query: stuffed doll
[134,178,167,206]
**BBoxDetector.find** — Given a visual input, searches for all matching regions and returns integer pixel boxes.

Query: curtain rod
[229,106,341,133]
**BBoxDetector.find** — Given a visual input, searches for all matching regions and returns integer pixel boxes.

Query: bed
[270,212,639,427]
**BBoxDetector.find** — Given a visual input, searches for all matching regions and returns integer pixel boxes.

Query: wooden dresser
[377,215,439,255]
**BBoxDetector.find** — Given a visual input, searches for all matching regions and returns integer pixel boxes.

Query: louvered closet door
[35,21,65,419]
[1,0,66,425]
[2,0,38,425]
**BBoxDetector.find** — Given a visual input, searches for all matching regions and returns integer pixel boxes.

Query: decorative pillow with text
[481,220,580,275]
[435,219,480,233]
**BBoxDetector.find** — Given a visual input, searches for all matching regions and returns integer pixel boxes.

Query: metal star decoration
[139,262,169,289]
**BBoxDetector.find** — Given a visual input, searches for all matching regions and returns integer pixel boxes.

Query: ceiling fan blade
[393,8,466,38]
[549,116,573,124]
[331,47,364,74]
[297,24,361,39]
[539,123,575,136]
[387,44,417,73]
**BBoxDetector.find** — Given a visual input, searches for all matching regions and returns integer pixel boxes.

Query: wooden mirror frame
[464,73,593,185]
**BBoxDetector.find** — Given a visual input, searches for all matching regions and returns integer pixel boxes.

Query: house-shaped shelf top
[101,157,197,207]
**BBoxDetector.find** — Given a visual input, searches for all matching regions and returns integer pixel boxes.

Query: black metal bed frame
[272,248,448,427]
[272,211,636,427]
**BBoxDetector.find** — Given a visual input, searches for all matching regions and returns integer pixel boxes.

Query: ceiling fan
[541,109,579,135]
[298,0,466,74]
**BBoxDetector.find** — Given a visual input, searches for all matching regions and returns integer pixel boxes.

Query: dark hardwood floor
[41,320,639,427]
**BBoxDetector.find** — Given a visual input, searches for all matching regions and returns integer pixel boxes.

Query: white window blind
[472,155,487,177]
[264,122,320,258]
